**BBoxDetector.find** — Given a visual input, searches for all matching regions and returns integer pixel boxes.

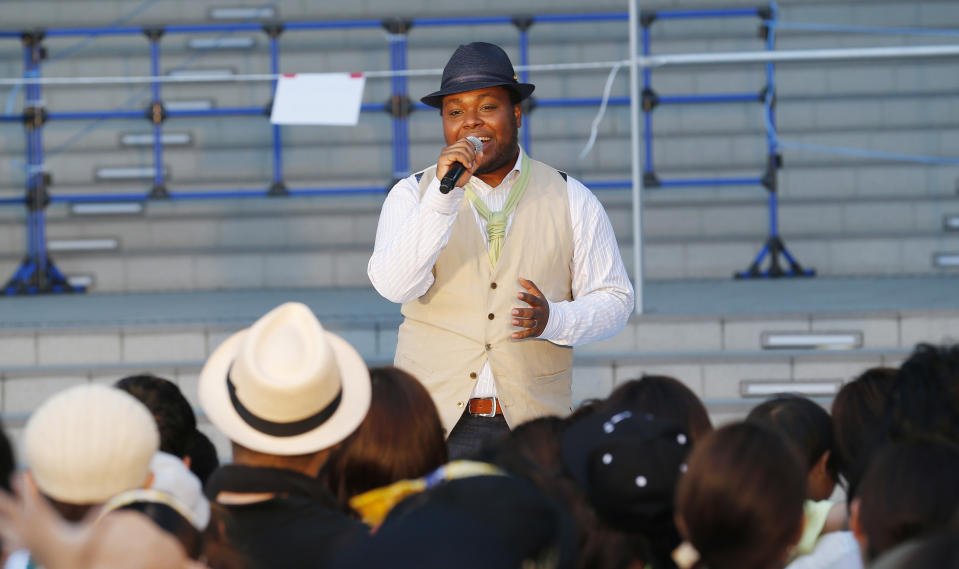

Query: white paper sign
[270,72,366,126]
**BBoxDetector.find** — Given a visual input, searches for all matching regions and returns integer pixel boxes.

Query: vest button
[469,372,477,379]
[490,282,497,289]
[488,313,495,320]
[485,343,492,351]
[456,401,464,407]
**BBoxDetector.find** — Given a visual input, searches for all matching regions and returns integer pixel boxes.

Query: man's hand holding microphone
[437,136,483,194]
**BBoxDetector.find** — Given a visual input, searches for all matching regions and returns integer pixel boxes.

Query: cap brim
[421,81,535,109]
[199,329,371,456]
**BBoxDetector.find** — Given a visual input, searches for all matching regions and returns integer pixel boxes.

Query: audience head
[852,438,959,562]
[148,451,211,531]
[23,384,159,520]
[869,523,959,569]
[746,394,836,500]
[479,417,635,569]
[115,374,197,459]
[562,409,691,569]
[603,376,712,444]
[567,398,602,422]
[889,343,959,444]
[321,366,447,514]
[562,409,690,534]
[185,430,220,485]
[100,488,205,559]
[830,366,898,502]
[676,422,805,569]
[480,416,567,485]
[198,302,371,464]
[334,474,576,569]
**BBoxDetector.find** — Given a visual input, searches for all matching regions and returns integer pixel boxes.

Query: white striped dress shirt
[368,151,634,399]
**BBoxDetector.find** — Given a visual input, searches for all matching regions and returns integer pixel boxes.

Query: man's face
[441,86,522,183]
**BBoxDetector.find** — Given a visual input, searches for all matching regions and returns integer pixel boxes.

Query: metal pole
[629,0,644,314]
[766,2,779,239]
[33,110,47,282]
[22,43,36,277]
[519,28,532,153]
[642,24,653,176]
[27,40,46,289]
[150,37,164,194]
[269,34,284,192]
[388,31,410,180]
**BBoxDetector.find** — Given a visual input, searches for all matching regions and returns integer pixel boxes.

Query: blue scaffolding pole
[515,17,533,153]
[267,24,286,195]
[386,19,412,185]
[641,23,655,187]
[737,1,814,279]
[0,14,658,208]
[4,32,82,295]
[639,3,812,279]
[0,11,740,294]
[146,28,168,199]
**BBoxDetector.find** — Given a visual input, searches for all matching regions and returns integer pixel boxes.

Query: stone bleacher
[0,0,956,287]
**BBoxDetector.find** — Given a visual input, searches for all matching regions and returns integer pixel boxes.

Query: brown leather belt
[468,397,502,416]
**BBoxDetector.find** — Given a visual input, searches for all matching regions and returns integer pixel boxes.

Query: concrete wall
[2,307,956,458]
[1,1,956,291]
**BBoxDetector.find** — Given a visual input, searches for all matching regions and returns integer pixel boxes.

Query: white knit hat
[24,384,160,505]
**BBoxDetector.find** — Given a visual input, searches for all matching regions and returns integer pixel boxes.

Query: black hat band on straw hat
[227,366,341,438]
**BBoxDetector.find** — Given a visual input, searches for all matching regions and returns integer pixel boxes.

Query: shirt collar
[205,464,338,506]
[469,146,524,192]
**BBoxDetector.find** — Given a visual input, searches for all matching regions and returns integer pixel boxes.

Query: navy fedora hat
[421,42,535,109]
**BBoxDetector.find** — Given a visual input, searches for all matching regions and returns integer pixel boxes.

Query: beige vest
[396,157,575,434]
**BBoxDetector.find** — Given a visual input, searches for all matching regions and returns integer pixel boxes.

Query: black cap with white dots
[560,409,691,533]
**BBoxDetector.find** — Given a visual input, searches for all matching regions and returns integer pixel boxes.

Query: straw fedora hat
[199,302,371,456]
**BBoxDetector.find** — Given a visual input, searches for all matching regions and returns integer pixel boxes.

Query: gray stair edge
[0,347,915,378]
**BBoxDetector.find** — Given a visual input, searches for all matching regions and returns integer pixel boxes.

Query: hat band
[227,369,342,438]
[444,72,516,87]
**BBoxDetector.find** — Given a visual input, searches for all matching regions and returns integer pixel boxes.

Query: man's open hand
[511,277,549,339]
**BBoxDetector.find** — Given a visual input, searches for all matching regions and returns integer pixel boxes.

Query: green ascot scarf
[464,150,531,267]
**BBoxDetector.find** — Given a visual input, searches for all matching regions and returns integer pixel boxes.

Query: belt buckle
[476,397,498,418]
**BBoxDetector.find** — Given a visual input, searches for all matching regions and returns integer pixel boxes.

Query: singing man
[368,42,633,458]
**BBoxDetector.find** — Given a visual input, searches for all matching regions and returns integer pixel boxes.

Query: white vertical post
[628,0,645,314]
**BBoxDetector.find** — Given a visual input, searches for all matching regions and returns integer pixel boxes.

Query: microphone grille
[466,136,483,153]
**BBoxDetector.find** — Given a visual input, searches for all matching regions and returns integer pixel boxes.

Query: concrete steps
[2,121,956,191]
[1,282,956,453]
[0,0,955,196]
[1,192,954,253]
[2,183,956,291]
[1,232,955,292]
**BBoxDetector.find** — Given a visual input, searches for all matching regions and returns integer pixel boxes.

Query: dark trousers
[446,412,510,461]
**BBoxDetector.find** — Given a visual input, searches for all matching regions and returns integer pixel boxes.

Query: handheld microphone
[439,136,483,194]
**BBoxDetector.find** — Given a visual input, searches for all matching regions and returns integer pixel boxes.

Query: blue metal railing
[639,3,813,278]
[0,12,651,210]
[17,8,953,289]
[0,12,649,293]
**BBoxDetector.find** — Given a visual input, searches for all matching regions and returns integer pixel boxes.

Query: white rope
[0,61,627,87]
[3,44,958,87]
[644,44,959,67]
[579,62,623,159]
